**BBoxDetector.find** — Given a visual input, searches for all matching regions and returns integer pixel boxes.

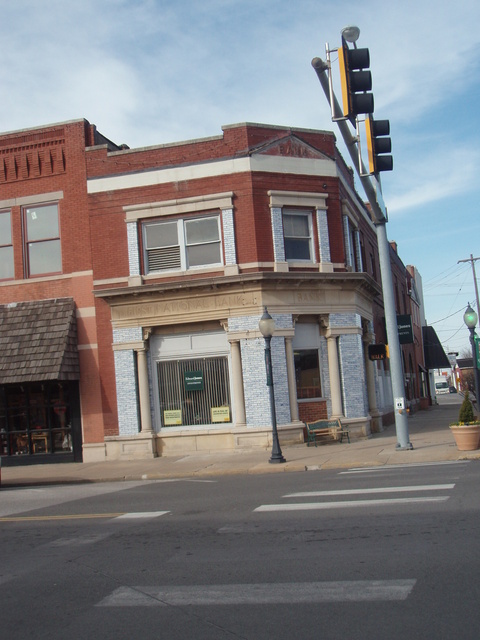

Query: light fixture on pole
[258,307,286,464]
[341,25,360,44]
[463,304,480,405]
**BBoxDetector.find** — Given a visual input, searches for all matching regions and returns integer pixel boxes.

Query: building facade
[0,119,423,464]
[0,120,123,464]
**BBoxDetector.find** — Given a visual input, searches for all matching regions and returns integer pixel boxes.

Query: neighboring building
[405,264,428,408]
[0,119,426,464]
[0,120,123,464]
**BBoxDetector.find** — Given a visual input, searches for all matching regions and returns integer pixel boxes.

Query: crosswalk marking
[340,461,469,474]
[114,511,169,520]
[284,484,454,498]
[97,579,417,607]
[50,534,111,547]
[254,496,449,512]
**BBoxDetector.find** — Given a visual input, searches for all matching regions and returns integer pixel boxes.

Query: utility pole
[312,27,412,450]
[458,254,480,316]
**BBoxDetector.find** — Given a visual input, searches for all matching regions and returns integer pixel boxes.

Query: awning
[422,325,451,370]
[0,298,80,384]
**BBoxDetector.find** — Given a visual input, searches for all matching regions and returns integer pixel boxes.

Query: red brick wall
[298,401,328,423]
[0,120,109,445]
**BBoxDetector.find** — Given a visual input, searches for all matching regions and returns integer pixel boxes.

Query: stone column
[136,347,153,433]
[326,333,344,417]
[285,336,299,422]
[230,339,246,426]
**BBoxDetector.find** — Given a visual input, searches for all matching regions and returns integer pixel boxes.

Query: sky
[1,0,479,357]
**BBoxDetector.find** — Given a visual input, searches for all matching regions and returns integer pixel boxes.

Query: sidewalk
[1,403,479,488]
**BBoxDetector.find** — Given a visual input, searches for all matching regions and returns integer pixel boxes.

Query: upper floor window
[143,215,222,273]
[23,203,61,276]
[0,210,14,280]
[282,210,313,262]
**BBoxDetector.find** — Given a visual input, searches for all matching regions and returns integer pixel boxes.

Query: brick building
[0,120,123,464]
[0,119,423,464]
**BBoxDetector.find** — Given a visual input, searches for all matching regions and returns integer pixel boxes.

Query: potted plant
[449,390,480,451]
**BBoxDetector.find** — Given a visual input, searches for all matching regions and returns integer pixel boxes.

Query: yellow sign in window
[164,409,182,426]
[211,407,230,423]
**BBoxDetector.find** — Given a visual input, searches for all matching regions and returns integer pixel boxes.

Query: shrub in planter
[458,390,476,424]
[450,390,480,451]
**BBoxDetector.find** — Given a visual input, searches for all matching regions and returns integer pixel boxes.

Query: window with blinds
[144,215,222,273]
[157,357,232,427]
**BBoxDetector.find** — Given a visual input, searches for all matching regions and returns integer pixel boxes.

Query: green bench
[304,419,350,446]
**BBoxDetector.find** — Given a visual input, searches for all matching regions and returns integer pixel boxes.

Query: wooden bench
[304,419,350,446]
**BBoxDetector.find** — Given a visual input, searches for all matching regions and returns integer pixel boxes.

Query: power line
[429,306,466,325]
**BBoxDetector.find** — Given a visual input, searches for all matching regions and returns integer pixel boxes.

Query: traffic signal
[365,115,393,174]
[338,41,374,118]
[368,343,387,361]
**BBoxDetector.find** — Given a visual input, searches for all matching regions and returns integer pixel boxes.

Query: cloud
[387,145,480,213]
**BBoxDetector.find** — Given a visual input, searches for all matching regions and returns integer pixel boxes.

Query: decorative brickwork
[113,349,140,436]
[354,229,363,272]
[343,215,352,268]
[0,137,66,183]
[230,313,292,427]
[127,222,140,276]
[270,207,285,262]
[221,208,237,265]
[113,327,143,344]
[316,208,331,263]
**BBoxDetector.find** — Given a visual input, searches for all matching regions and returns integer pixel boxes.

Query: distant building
[0,119,431,464]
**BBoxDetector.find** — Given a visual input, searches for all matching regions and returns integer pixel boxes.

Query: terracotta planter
[449,424,480,451]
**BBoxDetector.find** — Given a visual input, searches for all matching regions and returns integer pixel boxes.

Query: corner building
[0,119,402,465]
[88,122,389,460]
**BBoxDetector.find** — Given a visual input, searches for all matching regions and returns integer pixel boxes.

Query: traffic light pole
[312,56,412,450]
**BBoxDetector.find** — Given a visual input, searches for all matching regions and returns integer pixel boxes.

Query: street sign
[474,335,480,369]
[397,315,414,344]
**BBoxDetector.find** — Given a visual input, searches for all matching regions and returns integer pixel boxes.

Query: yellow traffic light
[338,42,374,119]
[366,115,393,174]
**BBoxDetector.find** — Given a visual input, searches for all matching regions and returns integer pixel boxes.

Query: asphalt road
[1,458,479,639]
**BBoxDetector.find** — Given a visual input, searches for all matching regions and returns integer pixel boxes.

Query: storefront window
[0,382,73,457]
[294,349,322,399]
[157,357,231,427]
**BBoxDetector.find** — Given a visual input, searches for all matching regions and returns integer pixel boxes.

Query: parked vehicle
[435,377,449,395]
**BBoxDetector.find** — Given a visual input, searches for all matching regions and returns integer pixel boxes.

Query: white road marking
[340,461,469,474]
[49,534,111,547]
[114,511,170,519]
[284,484,455,498]
[254,496,449,512]
[97,579,416,607]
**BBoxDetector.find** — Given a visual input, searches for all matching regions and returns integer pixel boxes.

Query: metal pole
[469,328,480,405]
[264,335,286,463]
[458,255,480,317]
[312,57,412,449]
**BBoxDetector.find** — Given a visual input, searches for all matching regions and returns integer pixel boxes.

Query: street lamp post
[463,304,480,407]
[259,307,286,464]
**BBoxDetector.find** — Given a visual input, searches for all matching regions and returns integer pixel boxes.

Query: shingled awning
[0,298,80,384]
